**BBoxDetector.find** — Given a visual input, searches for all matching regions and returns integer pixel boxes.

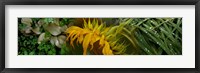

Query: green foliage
[44,18,54,24]
[119,18,182,55]
[32,18,41,28]
[18,32,57,55]
[45,31,52,38]
[59,42,84,55]
[18,18,72,55]
[37,41,56,55]
[18,23,27,31]
[18,34,38,55]
[60,44,71,55]
[60,18,71,26]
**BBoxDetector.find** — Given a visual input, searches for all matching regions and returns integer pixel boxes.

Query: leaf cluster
[120,18,182,55]
[18,34,38,55]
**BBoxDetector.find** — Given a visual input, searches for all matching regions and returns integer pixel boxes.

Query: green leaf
[21,18,32,27]
[44,18,54,24]
[60,48,66,55]
[45,23,61,36]
[24,50,28,55]
[48,50,53,55]
[29,51,35,55]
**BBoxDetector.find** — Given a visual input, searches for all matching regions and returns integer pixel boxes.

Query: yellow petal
[89,34,95,50]
[99,35,105,47]
[83,19,88,28]
[70,33,76,48]
[101,27,110,34]
[66,26,82,41]
[71,31,81,45]
[94,30,100,35]
[66,26,81,32]
[78,35,84,44]
[90,34,100,50]
[66,30,75,41]
[69,31,79,48]
[88,18,93,29]
[92,18,96,25]
[82,29,91,34]
[83,33,92,55]
[77,29,91,44]
[102,41,113,55]
[97,24,103,31]
[94,35,101,42]
[93,19,99,31]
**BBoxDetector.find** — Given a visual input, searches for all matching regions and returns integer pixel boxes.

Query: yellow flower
[65,18,113,55]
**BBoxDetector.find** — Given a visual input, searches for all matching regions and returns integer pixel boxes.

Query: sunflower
[65,18,113,55]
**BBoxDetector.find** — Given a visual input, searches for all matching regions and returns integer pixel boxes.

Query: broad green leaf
[45,23,61,36]
[21,18,32,27]
[38,33,46,44]
[32,27,41,35]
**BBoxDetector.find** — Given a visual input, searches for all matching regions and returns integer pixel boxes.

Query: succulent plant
[19,18,70,50]
[29,18,68,49]
[19,18,33,34]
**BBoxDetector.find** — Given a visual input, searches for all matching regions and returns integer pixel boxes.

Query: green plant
[37,41,56,55]
[18,34,38,55]
[120,18,182,55]
[18,18,72,55]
